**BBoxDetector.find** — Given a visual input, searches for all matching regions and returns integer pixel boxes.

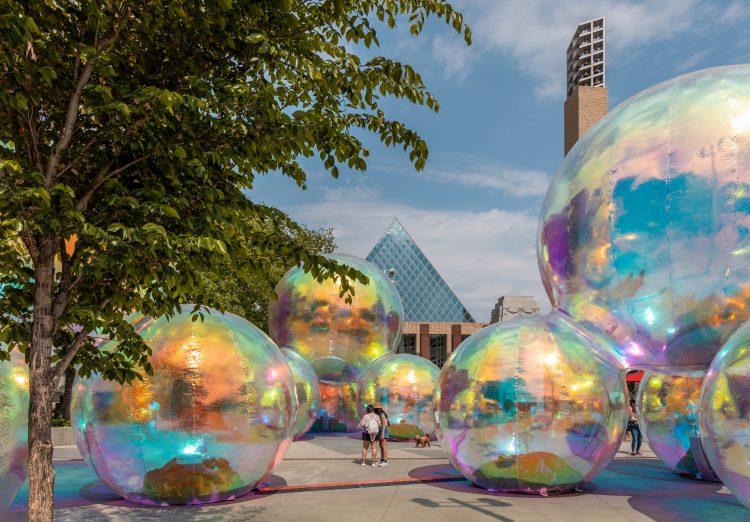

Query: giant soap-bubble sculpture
[0,355,28,515]
[637,370,718,480]
[281,348,321,439]
[539,65,750,371]
[268,254,403,383]
[357,354,439,440]
[72,306,295,505]
[317,382,359,432]
[434,312,627,494]
[700,319,750,508]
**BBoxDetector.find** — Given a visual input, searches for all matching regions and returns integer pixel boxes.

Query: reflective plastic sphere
[315,382,359,432]
[268,254,403,382]
[72,306,295,505]
[0,355,28,515]
[539,65,750,370]
[434,312,628,494]
[356,354,439,440]
[281,348,321,439]
[700,319,750,508]
[637,370,718,480]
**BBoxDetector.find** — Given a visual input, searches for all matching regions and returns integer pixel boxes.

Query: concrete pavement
[8,435,746,521]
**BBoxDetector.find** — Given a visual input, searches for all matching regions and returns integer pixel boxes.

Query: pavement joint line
[255,475,464,494]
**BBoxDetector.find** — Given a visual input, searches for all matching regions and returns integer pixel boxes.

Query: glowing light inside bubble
[644,308,655,326]
[182,443,200,456]
[407,369,417,384]
[543,351,561,367]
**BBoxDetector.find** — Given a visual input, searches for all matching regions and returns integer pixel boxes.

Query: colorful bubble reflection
[637,370,718,480]
[281,348,321,440]
[434,312,627,494]
[539,65,750,370]
[315,382,359,432]
[268,254,403,383]
[72,306,295,505]
[357,354,439,440]
[700,319,750,508]
[0,355,28,515]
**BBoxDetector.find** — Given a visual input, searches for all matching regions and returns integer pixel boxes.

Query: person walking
[374,406,390,467]
[358,405,382,466]
[628,401,643,455]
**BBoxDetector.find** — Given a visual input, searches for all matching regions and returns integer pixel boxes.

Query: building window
[400,334,417,355]
[430,334,447,367]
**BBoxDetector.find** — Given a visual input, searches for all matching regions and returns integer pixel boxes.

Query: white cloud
[432,33,474,81]
[427,163,550,197]
[289,187,550,322]
[439,0,717,99]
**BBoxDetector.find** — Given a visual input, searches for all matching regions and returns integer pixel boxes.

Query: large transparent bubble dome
[0,355,28,515]
[434,312,627,494]
[72,306,295,505]
[356,354,439,440]
[700,319,750,508]
[539,65,750,370]
[268,254,403,382]
[281,348,321,440]
[637,370,718,480]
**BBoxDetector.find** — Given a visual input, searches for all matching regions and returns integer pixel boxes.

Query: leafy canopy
[0,0,470,384]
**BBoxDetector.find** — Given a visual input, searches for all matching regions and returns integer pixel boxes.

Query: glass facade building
[366,219,475,323]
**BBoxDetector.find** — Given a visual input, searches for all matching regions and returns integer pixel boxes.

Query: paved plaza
[8,435,745,521]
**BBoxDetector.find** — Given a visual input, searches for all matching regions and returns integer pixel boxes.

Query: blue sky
[251,0,750,323]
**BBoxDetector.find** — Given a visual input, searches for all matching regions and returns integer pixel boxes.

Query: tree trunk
[27,251,56,522]
[60,366,75,420]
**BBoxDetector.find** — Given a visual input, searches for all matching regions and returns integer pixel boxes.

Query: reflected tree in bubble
[637,370,718,480]
[700,319,750,508]
[268,254,403,383]
[357,354,439,440]
[0,355,28,515]
[539,65,750,370]
[72,306,295,505]
[316,381,359,432]
[281,348,320,439]
[434,312,627,494]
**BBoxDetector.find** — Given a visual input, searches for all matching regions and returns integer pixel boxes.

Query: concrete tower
[564,17,608,155]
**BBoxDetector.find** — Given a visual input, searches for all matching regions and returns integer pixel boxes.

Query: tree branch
[74,154,151,212]
[50,288,114,388]
[44,6,133,186]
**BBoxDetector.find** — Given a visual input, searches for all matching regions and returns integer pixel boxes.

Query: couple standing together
[358,404,390,467]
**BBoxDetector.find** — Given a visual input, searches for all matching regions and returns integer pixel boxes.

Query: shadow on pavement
[409,458,747,522]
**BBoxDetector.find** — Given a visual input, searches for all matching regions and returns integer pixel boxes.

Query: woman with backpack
[374,406,390,467]
[358,405,382,466]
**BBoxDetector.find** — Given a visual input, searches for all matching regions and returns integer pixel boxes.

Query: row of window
[397,333,471,367]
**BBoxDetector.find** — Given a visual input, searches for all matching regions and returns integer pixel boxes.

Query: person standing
[358,405,382,466]
[628,401,643,455]
[375,406,390,467]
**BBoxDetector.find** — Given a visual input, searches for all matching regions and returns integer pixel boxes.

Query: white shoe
[361,462,365,466]
[371,462,377,466]
[379,461,388,467]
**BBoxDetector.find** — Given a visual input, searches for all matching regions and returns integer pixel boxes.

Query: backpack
[365,415,379,440]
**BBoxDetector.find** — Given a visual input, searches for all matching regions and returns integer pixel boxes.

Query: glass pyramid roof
[366,219,475,322]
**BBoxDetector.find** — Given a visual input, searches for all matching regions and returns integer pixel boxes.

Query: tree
[0,1,470,520]
[197,220,336,331]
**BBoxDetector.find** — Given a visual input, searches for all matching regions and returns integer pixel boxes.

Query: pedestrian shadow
[412,497,514,521]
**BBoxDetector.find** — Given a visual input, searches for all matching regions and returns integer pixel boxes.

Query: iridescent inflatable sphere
[0,355,28,515]
[316,382,359,432]
[434,312,627,494]
[72,306,295,505]
[637,370,718,480]
[539,65,750,370]
[268,254,403,383]
[700,319,750,508]
[356,354,439,440]
[281,348,321,439]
